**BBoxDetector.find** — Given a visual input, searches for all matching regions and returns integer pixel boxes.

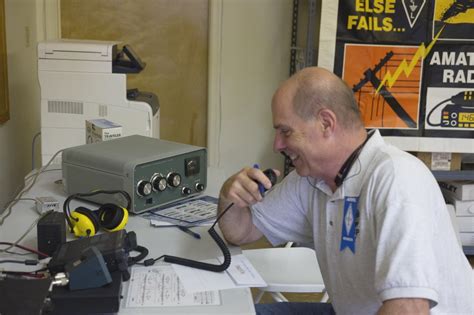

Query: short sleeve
[251,171,313,246]
[371,158,443,307]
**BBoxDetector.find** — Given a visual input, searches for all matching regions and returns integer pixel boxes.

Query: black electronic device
[37,211,66,258]
[66,246,112,291]
[427,90,474,128]
[48,230,135,280]
[0,277,52,314]
[262,169,278,191]
[49,271,123,314]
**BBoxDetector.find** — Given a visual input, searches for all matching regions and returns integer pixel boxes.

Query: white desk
[0,167,255,315]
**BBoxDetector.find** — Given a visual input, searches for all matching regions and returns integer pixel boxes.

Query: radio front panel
[133,150,207,213]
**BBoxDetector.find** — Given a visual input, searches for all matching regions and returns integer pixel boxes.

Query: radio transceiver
[62,135,207,213]
[428,90,474,128]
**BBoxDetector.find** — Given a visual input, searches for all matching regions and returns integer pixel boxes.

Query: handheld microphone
[253,164,278,196]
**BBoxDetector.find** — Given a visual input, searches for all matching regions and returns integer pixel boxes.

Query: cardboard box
[460,232,474,246]
[440,180,474,201]
[456,216,474,232]
[444,194,474,216]
[86,119,122,144]
[415,152,461,171]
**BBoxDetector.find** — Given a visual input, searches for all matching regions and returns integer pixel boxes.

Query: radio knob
[152,175,167,192]
[182,187,192,195]
[167,172,181,187]
[195,183,205,192]
[137,180,152,197]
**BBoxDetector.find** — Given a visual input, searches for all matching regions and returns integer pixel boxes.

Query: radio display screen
[459,112,474,123]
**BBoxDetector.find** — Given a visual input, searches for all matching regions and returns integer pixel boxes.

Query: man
[218,67,473,315]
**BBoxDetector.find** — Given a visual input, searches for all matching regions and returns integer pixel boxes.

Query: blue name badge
[340,196,359,254]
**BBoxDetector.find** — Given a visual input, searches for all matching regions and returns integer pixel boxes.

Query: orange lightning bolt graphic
[376,26,445,94]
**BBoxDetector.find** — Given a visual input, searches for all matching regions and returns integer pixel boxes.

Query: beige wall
[0,0,293,207]
[207,0,292,187]
[0,0,43,211]
[60,0,209,147]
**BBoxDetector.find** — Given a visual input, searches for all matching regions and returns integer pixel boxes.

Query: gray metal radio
[62,135,207,213]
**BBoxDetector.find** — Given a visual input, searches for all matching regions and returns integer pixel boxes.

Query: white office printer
[38,39,160,165]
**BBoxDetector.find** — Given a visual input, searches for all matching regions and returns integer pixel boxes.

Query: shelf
[431,170,474,181]
[463,246,474,256]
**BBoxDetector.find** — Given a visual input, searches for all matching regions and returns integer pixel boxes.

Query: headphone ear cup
[70,207,100,237]
[97,203,128,232]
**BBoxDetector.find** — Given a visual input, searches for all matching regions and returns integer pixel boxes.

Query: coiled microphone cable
[159,202,234,272]
[142,168,277,272]
[142,202,234,272]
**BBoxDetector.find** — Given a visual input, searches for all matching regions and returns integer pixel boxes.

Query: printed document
[125,265,220,307]
[172,254,266,293]
[143,195,217,226]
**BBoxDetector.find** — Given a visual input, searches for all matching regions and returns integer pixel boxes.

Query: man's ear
[317,108,337,133]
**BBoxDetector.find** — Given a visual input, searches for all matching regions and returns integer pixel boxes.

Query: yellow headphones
[63,190,131,237]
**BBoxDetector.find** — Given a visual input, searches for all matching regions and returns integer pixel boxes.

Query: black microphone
[256,168,278,196]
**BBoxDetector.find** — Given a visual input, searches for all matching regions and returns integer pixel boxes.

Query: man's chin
[293,166,309,177]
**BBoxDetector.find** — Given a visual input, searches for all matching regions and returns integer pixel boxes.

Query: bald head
[277,67,363,130]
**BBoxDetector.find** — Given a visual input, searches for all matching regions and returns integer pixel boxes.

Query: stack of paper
[125,254,266,309]
[171,254,267,293]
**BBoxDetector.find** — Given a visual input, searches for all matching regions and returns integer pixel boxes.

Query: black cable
[141,255,165,266]
[1,269,48,278]
[211,202,234,229]
[127,245,149,266]
[0,259,38,265]
[426,98,450,127]
[31,131,41,171]
[142,203,235,272]
[162,226,231,272]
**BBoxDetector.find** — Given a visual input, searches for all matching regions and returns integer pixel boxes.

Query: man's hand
[220,167,280,208]
[378,298,430,315]
[217,167,280,245]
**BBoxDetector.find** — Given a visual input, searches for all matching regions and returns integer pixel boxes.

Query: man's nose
[273,135,284,153]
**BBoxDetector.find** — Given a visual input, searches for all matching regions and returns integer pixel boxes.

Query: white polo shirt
[251,130,473,315]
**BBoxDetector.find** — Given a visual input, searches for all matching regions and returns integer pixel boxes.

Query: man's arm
[217,167,278,245]
[377,298,430,315]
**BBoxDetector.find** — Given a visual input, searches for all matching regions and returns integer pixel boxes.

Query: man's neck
[329,129,369,191]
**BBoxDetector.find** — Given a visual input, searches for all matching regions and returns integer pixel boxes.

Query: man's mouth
[282,151,298,163]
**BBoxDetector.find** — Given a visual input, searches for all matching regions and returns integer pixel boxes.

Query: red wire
[2,271,47,278]
[0,241,50,258]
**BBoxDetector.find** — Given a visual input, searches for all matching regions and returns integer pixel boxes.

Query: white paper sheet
[125,265,220,307]
[172,254,266,293]
[221,254,267,286]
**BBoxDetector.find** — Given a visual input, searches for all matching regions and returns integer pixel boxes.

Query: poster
[325,0,474,152]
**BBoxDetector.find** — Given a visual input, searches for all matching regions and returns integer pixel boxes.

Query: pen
[177,226,201,239]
